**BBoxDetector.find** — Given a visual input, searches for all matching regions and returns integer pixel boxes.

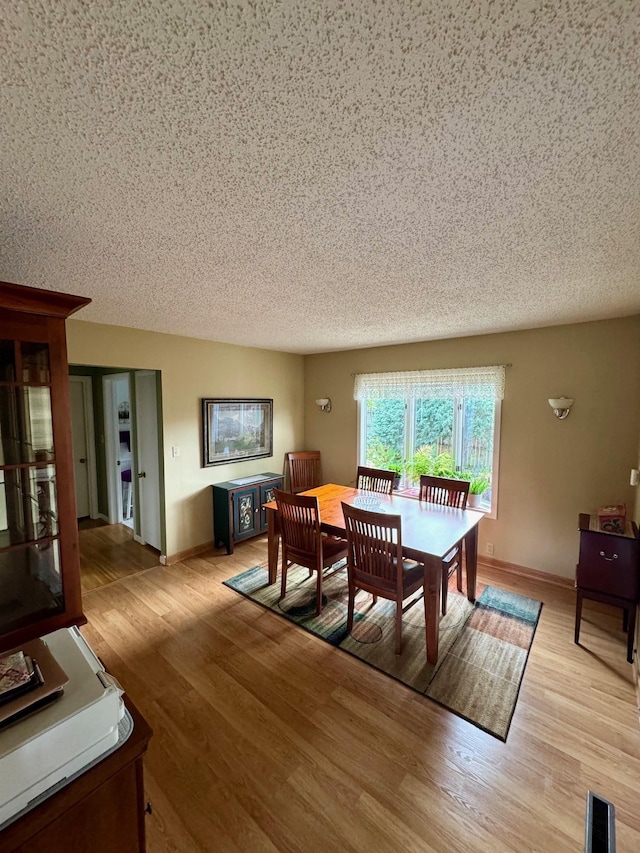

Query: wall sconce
[315,397,332,413]
[548,397,574,420]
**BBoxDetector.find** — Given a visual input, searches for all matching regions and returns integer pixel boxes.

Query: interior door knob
[138,471,146,478]
[79,458,86,463]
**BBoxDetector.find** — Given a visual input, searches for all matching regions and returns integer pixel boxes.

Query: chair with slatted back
[342,501,424,655]
[419,475,470,615]
[356,465,396,496]
[286,450,322,494]
[274,488,348,615]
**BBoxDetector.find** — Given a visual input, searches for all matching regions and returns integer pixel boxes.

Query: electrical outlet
[486,542,494,556]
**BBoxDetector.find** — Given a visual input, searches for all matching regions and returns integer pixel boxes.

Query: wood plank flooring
[80,536,640,852]
[79,520,161,592]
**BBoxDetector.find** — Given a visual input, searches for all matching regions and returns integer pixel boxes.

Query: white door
[135,371,161,550]
[114,378,133,526]
[103,373,130,526]
[69,376,98,518]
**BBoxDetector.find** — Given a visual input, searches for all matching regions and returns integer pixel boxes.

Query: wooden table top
[265,483,484,561]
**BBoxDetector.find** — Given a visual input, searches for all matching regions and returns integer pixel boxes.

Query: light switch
[172,445,180,458]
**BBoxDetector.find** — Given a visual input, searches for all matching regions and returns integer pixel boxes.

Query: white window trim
[472,399,501,520]
[489,400,502,519]
[355,367,505,520]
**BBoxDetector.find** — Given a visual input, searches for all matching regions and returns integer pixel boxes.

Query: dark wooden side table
[0,696,152,853]
[212,473,283,554]
[575,513,640,663]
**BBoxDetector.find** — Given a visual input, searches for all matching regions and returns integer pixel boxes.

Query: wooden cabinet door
[259,479,282,530]
[232,486,260,541]
[13,761,144,853]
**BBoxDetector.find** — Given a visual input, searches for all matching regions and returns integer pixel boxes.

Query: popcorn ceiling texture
[1,0,639,354]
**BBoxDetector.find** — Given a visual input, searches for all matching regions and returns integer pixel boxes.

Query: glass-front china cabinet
[0,281,90,653]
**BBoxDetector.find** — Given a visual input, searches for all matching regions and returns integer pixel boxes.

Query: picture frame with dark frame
[202,398,273,467]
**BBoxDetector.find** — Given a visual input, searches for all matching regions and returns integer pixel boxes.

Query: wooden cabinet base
[0,697,152,853]
[575,513,640,664]
[212,474,283,554]
[575,586,637,663]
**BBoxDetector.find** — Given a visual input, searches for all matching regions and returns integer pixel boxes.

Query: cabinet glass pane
[31,465,58,540]
[0,469,24,547]
[0,539,63,635]
[0,465,58,548]
[0,386,20,465]
[21,342,50,384]
[22,386,54,463]
[0,340,16,382]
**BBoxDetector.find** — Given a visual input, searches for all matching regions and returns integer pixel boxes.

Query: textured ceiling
[1,1,639,354]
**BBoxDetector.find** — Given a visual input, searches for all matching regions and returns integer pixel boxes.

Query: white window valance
[353,365,506,401]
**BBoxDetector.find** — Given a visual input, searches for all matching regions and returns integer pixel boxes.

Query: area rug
[223,562,542,740]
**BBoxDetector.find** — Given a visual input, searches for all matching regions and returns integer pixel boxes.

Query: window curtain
[353,365,506,401]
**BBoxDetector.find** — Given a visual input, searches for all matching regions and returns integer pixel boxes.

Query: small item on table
[0,650,41,706]
[597,503,626,535]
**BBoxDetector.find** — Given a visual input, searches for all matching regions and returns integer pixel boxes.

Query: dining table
[263,483,485,664]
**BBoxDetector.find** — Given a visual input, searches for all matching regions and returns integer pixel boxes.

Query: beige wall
[66,314,640,577]
[304,316,640,579]
[67,319,304,559]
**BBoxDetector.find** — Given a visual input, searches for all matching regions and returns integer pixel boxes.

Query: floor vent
[585,791,616,853]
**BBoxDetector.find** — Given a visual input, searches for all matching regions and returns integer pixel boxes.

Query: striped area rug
[223,562,542,740]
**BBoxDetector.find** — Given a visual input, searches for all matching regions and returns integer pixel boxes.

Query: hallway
[78,519,161,593]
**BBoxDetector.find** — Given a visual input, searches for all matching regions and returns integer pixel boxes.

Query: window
[355,366,505,516]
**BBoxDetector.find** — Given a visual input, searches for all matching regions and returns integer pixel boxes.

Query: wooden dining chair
[419,475,470,615]
[286,450,322,494]
[356,465,396,495]
[274,488,348,615]
[342,501,424,655]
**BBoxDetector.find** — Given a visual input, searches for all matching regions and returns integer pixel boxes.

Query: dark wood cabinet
[575,513,640,662]
[0,281,91,655]
[0,697,152,853]
[0,283,152,851]
[212,473,283,554]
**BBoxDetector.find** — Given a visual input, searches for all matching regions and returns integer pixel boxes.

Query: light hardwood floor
[79,520,161,592]
[80,536,640,852]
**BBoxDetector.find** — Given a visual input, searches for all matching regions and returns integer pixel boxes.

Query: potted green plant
[366,440,403,488]
[404,446,459,486]
[464,472,491,507]
[403,445,433,485]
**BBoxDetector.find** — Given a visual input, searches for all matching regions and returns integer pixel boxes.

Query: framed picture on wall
[202,398,273,467]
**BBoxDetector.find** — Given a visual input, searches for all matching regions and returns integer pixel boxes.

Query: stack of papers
[0,651,41,707]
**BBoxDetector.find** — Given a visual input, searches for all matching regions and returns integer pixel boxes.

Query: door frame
[134,370,162,552]
[68,375,99,519]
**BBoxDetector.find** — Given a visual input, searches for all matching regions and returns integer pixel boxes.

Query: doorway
[103,373,134,529]
[102,370,163,552]
[69,375,99,519]
[70,366,165,589]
